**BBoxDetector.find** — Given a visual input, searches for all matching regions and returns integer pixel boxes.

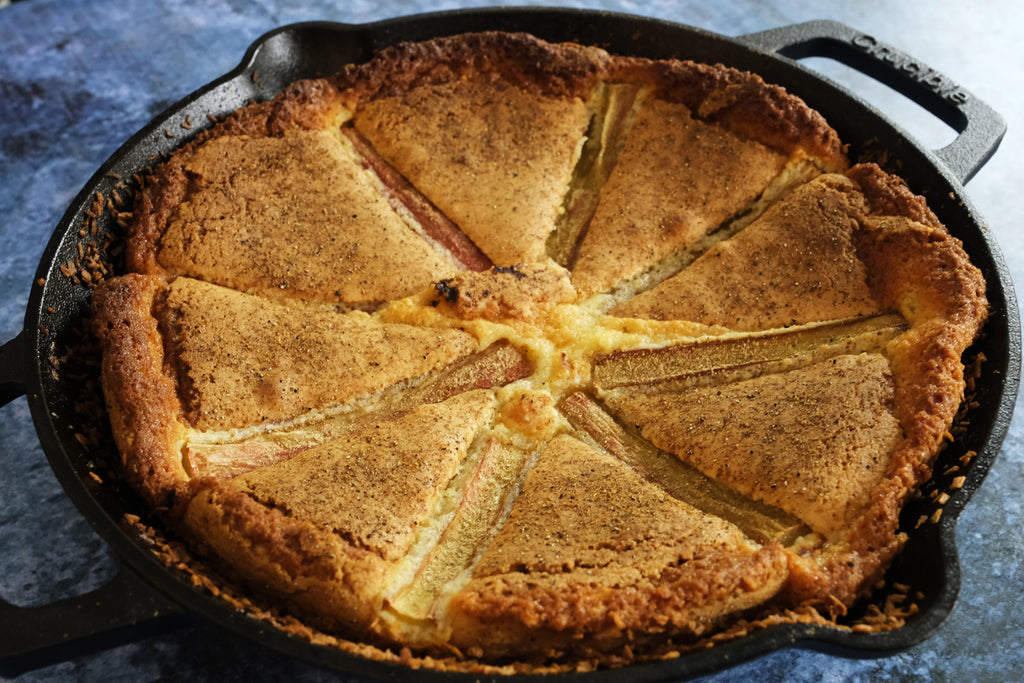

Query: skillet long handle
[738,19,1005,184]
[0,333,188,675]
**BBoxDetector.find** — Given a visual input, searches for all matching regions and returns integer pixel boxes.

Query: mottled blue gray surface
[1,0,1021,681]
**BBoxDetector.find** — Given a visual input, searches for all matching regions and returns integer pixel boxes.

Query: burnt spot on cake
[435,278,461,304]
[432,262,577,323]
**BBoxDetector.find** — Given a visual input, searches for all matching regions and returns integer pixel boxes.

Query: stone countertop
[1,1,1021,681]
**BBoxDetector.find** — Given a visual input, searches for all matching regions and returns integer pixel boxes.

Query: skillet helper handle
[0,566,187,677]
[0,331,29,408]
[739,19,1006,184]
[0,333,187,676]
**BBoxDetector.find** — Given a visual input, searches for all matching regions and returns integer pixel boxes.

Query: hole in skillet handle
[739,19,1006,184]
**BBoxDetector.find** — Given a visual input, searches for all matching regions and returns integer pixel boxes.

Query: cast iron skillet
[0,8,1019,681]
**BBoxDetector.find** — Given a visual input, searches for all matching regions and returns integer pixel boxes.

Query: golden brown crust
[782,474,907,608]
[566,54,849,295]
[159,276,477,431]
[352,79,589,266]
[330,33,609,267]
[451,545,787,658]
[185,481,391,634]
[612,163,983,335]
[185,391,496,639]
[601,354,903,538]
[233,391,495,562]
[92,273,479,509]
[95,30,989,669]
[856,216,988,481]
[137,130,459,306]
[127,82,349,275]
[847,162,943,229]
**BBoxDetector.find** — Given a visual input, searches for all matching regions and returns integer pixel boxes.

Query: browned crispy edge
[449,544,787,660]
[183,480,392,638]
[860,225,988,465]
[848,162,943,229]
[91,272,190,513]
[329,31,610,105]
[126,74,348,274]
[607,55,847,168]
[782,165,987,609]
[125,506,919,674]
[850,163,987,467]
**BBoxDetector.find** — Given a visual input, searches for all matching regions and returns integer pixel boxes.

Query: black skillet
[0,8,1019,681]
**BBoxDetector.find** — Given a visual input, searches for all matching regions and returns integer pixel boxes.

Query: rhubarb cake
[91,31,988,669]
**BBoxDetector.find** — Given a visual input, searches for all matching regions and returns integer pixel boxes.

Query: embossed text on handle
[851,34,969,105]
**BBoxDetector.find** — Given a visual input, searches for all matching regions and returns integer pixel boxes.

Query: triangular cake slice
[91,274,479,509]
[598,350,913,616]
[601,354,904,539]
[446,434,788,658]
[183,390,497,636]
[346,33,600,266]
[129,127,461,307]
[559,390,807,545]
[569,58,848,297]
